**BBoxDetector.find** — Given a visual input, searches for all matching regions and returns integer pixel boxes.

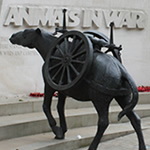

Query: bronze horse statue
[10,28,147,150]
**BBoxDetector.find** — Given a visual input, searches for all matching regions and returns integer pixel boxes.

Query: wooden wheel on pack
[43,30,93,90]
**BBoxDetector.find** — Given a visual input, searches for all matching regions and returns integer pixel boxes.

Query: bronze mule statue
[10,28,147,150]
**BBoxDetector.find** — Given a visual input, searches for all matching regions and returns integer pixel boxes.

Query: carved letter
[103,10,127,28]
[134,11,146,29]
[83,9,102,28]
[19,6,38,26]
[119,11,137,28]
[82,9,91,28]
[51,9,64,27]
[39,8,54,27]
[68,9,80,27]
[4,6,22,26]
[92,9,102,28]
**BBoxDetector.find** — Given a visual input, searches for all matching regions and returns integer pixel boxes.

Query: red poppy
[137,86,150,92]
[29,91,58,97]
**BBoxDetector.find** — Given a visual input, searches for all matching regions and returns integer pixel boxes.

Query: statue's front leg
[56,92,67,139]
[43,83,62,139]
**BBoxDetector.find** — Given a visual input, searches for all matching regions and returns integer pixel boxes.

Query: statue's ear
[36,28,41,35]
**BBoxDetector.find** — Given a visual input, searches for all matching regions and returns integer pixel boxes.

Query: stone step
[0,104,150,141]
[0,96,93,116]
[0,117,149,150]
[0,92,150,116]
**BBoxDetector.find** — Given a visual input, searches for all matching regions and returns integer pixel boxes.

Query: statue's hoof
[54,126,65,140]
[55,135,64,139]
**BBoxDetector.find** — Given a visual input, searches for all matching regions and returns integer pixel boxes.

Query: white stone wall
[0,0,150,97]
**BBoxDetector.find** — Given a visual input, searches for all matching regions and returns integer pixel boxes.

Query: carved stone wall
[0,0,149,97]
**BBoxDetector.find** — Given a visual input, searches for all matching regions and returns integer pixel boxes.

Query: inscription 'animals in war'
[4,6,146,29]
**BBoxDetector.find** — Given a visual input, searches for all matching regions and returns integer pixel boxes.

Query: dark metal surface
[84,30,110,43]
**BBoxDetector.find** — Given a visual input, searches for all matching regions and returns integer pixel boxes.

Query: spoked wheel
[43,31,93,91]
[84,30,110,43]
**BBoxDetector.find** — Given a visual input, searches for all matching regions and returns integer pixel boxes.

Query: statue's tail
[118,72,139,121]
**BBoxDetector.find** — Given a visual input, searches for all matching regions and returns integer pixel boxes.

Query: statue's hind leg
[88,96,112,150]
[116,95,147,150]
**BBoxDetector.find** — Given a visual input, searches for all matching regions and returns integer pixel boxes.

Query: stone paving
[78,117,150,150]
[96,129,150,150]
[79,130,150,150]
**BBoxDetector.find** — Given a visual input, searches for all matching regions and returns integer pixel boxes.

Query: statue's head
[9,28,42,49]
